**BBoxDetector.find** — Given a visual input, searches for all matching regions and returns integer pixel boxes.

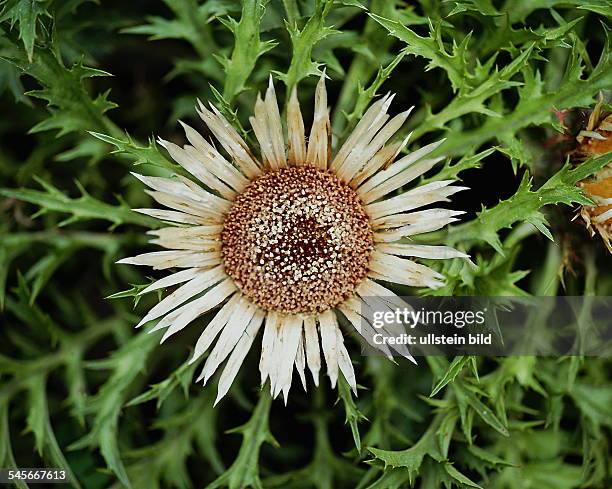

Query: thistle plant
[1,2,611,489]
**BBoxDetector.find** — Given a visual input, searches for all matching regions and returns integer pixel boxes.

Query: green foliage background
[1,1,611,488]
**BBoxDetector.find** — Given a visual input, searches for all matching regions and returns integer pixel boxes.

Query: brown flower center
[221,167,373,314]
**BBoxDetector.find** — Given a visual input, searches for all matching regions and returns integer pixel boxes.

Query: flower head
[579,173,612,252]
[576,99,612,253]
[118,74,468,404]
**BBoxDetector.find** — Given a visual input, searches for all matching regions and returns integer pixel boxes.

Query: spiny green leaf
[0,45,30,103]
[88,131,181,175]
[207,390,276,489]
[332,0,407,135]
[218,0,277,102]
[106,282,154,308]
[339,50,405,137]
[444,463,483,488]
[127,358,199,409]
[0,178,160,229]
[447,152,612,252]
[370,13,474,93]
[277,0,335,96]
[337,375,366,451]
[25,373,47,455]
[421,147,495,186]
[441,32,612,156]
[430,356,471,397]
[368,422,444,485]
[504,0,611,23]
[25,244,75,303]
[121,394,223,487]
[5,46,117,133]
[412,45,534,142]
[0,0,52,61]
[122,0,215,47]
[26,377,83,488]
[0,403,29,489]
[453,382,509,437]
[446,0,499,17]
[2,39,122,160]
[436,411,459,458]
[570,382,612,428]
[121,0,228,83]
[70,332,160,488]
[466,444,515,468]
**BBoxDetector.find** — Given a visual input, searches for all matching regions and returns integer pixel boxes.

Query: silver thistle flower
[118,74,469,404]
